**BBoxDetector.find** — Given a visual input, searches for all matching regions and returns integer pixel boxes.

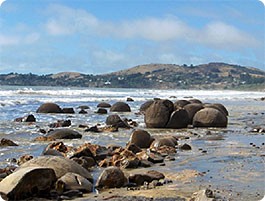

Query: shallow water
[0,86,264,200]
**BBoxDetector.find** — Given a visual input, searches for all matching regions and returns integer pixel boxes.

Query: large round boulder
[144,99,174,128]
[204,103,229,116]
[97,102,111,108]
[129,129,153,148]
[139,100,154,114]
[174,100,190,109]
[36,102,62,113]
[19,156,93,182]
[0,167,56,200]
[193,108,228,127]
[46,129,82,139]
[166,109,189,128]
[184,103,204,124]
[150,137,177,149]
[106,114,130,128]
[110,102,131,112]
[96,166,127,189]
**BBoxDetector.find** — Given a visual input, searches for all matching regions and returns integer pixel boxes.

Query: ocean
[0,86,264,200]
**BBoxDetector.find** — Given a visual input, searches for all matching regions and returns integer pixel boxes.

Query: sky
[0,0,264,74]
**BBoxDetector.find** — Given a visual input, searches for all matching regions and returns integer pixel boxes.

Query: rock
[17,155,33,165]
[129,129,153,148]
[42,149,65,157]
[179,143,192,150]
[190,189,214,201]
[126,97,134,102]
[110,102,131,112]
[49,119,71,128]
[34,136,55,142]
[150,137,176,149]
[96,166,127,189]
[166,109,189,128]
[96,108,107,114]
[72,157,96,168]
[69,146,94,159]
[79,109,88,114]
[129,170,164,186]
[106,114,130,128]
[120,158,140,169]
[62,108,75,114]
[147,152,164,163]
[85,125,101,132]
[174,100,190,109]
[204,103,229,116]
[184,103,204,124]
[46,129,82,139]
[126,143,142,154]
[144,99,174,128]
[189,99,202,104]
[43,141,70,156]
[97,102,111,108]
[56,172,93,193]
[36,102,62,113]
[19,156,93,182]
[0,166,56,200]
[139,100,154,114]
[193,108,228,127]
[77,105,90,110]
[15,114,36,122]
[0,138,18,146]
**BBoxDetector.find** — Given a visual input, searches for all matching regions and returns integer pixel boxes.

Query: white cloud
[44,5,258,50]
[0,33,40,46]
[0,34,20,46]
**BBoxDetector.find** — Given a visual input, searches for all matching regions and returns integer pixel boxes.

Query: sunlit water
[0,86,264,200]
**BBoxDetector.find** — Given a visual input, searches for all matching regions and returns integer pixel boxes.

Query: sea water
[0,86,264,200]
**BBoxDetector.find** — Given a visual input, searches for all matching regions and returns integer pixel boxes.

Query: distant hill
[1,62,265,90]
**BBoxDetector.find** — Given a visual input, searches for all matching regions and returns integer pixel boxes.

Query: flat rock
[46,129,82,139]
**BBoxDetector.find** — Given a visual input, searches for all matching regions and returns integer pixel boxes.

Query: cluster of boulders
[0,98,229,200]
[141,99,228,128]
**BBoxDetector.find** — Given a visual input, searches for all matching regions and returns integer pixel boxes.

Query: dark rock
[42,148,65,157]
[69,146,94,159]
[144,99,174,128]
[150,137,176,149]
[77,105,90,110]
[15,114,36,122]
[121,158,140,169]
[127,97,134,102]
[97,102,111,108]
[46,129,82,139]
[179,143,192,150]
[139,160,153,168]
[147,153,164,163]
[19,156,93,182]
[174,100,190,109]
[0,167,56,200]
[106,114,130,128]
[204,103,229,116]
[56,172,93,193]
[62,108,75,114]
[85,125,100,132]
[189,99,202,104]
[34,136,55,142]
[0,138,18,146]
[126,143,142,154]
[184,103,204,124]
[193,108,228,127]
[139,100,154,114]
[110,102,131,112]
[79,109,88,114]
[166,109,189,128]
[96,108,107,114]
[36,102,62,113]
[96,166,127,189]
[49,119,71,128]
[129,129,153,148]
[129,170,164,186]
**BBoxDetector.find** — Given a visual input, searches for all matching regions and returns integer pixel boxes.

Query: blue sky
[0,0,264,74]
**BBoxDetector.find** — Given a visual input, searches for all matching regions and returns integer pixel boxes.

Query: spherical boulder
[166,109,189,128]
[204,103,229,116]
[20,156,93,182]
[129,129,153,148]
[97,102,111,108]
[150,137,176,149]
[144,99,174,128]
[96,166,127,189]
[139,100,154,114]
[193,108,228,127]
[36,102,62,113]
[106,114,130,128]
[0,167,56,200]
[174,100,190,109]
[110,102,131,112]
[184,103,204,124]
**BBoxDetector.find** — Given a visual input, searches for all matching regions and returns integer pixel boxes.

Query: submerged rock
[110,102,131,112]
[0,166,56,200]
[0,138,18,146]
[46,129,82,139]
